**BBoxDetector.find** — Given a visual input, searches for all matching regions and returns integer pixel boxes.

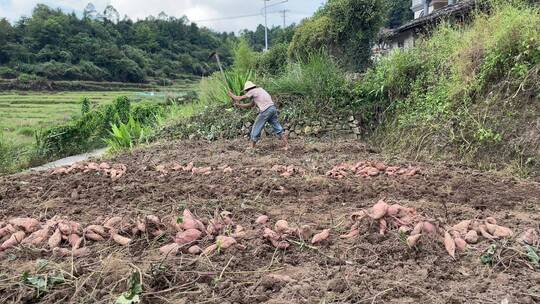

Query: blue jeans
[251,105,284,142]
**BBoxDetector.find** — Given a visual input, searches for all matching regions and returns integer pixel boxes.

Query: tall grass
[105,116,148,153]
[360,1,540,175]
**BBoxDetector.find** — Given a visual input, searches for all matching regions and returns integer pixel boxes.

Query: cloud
[0,0,324,32]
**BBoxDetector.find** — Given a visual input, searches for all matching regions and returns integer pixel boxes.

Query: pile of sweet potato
[254,215,330,249]
[159,209,245,255]
[155,162,233,176]
[340,200,524,259]
[51,162,127,180]
[326,161,420,179]
[270,165,306,177]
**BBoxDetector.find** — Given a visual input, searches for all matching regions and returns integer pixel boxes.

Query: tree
[289,0,388,71]
[387,0,414,29]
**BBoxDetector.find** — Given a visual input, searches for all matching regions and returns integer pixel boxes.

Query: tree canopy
[0,4,235,83]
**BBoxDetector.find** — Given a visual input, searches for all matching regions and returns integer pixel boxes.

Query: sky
[0,0,325,33]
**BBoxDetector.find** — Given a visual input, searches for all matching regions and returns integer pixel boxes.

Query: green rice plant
[105,116,147,153]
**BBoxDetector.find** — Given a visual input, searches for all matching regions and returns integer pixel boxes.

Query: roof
[387,0,477,38]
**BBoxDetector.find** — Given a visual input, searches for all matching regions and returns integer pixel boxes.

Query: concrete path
[30,148,108,172]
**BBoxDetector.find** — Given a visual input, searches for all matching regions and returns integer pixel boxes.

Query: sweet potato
[85,232,105,241]
[180,209,205,231]
[379,219,387,235]
[175,229,202,245]
[263,228,280,240]
[255,215,269,225]
[387,204,401,217]
[104,217,123,230]
[136,220,146,233]
[451,220,471,235]
[23,228,50,246]
[398,226,411,234]
[202,244,218,255]
[407,234,422,248]
[58,221,73,235]
[146,215,161,226]
[0,224,16,238]
[519,228,538,245]
[68,234,82,249]
[86,225,107,237]
[366,167,380,176]
[159,243,180,255]
[485,217,497,225]
[274,220,290,234]
[0,231,26,251]
[411,222,423,236]
[112,234,131,246]
[188,245,202,254]
[206,220,223,236]
[368,200,388,220]
[216,235,237,249]
[422,222,437,235]
[444,231,456,259]
[311,229,330,244]
[340,228,359,239]
[48,229,62,249]
[8,218,39,233]
[493,225,513,238]
[454,237,467,252]
[232,225,247,239]
[464,230,478,244]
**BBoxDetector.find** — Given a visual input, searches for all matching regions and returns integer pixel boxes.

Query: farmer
[227,81,289,150]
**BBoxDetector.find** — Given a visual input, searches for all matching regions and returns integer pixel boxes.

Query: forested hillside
[0,4,234,83]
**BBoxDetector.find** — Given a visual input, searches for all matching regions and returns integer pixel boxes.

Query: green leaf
[526,245,539,265]
[480,244,498,265]
[115,271,142,304]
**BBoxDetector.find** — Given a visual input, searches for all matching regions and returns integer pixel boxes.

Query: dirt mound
[0,138,539,303]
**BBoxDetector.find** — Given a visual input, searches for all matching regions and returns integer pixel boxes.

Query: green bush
[256,43,289,76]
[0,67,18,79]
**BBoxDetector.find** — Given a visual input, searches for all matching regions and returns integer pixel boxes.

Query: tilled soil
[0,138,539,304]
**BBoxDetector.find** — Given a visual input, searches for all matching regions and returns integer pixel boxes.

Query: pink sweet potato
[0,224,16,238]
[270,239,290,249]
[407,234,422,248]
[464,230,479,244]
[454,237,467,252]
[104,217,123,230]
[493,225,513,238]
[188,245,202,254]
[112,233,131,246]
[58,221,74,235]
[216,235,237,249]
[519,228,538,245]
[180,209,205,231]
[387,204,401,217]
[146,215,161,226]
[340,228,359,239]
[68,234,82,249]
[444,231,456,259]
[263,228,280,240]
[86,225,107,236]
[8,218,39,233]
[422,222,437,235]
[274,220,290,234]
[255,215,269,225]
[379,219,387,235]
[159,243,180,255]
[202,244,218,255]
[311,229,330,244]
[175,229,202,245]
[452,220,471,235]
[411,222,424,236]
[48,229,62,249]
[23,228,50,246]
[0,231,26,251]
[85,232,105,242]
[368,200,388,220]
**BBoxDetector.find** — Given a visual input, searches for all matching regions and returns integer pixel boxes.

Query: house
[372,0,476,58]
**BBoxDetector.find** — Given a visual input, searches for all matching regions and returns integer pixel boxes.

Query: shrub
[256,43,289,76]
[105,116,147,153]
[81,97,91,114]
[0,67,18,79]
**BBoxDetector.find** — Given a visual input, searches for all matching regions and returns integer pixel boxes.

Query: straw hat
[242,81,257,92]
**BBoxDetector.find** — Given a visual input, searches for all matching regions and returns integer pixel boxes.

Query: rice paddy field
[0,81,197,146]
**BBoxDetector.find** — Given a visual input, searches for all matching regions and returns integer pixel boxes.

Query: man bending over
[228,81,289,150]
